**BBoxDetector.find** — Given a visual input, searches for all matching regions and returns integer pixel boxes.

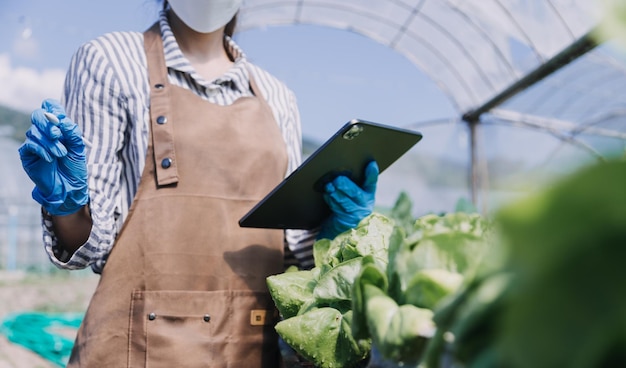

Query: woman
[18,0,378,366]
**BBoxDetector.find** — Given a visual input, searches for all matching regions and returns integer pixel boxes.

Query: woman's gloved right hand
[18,99,89,216]
[317,160,379,240]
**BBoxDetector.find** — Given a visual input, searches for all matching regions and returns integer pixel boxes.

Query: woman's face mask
[168,0,242,33]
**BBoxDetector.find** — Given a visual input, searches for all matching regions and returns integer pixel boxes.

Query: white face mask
[168,0,242,34]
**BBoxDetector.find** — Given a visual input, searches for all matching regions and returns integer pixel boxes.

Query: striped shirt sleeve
[42,34,141,271]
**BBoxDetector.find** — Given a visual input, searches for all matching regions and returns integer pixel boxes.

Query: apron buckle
[250,309,276,326]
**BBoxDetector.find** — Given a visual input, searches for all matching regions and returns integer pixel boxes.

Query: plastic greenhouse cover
[237,0,626,213]
[238,0,606,112]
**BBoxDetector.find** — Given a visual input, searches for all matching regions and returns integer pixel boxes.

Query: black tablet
[239,119,423,229]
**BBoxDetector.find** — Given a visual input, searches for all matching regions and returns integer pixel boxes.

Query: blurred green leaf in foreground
[428,159,626,368]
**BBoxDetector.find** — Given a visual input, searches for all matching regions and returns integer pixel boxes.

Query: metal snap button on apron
[148,312,157,321]
[203,314,211,322]
[156,115,168,124]
[161,158,172,169]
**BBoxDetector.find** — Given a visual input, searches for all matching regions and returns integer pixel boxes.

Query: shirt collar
[157,9,249,92]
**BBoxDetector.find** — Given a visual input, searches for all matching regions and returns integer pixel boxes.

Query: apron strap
[144,23,180,186]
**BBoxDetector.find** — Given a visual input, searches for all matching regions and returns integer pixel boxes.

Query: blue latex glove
[18,99,89,216]
[317,160,379,240]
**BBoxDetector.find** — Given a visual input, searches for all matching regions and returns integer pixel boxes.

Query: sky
[0,0,456,144]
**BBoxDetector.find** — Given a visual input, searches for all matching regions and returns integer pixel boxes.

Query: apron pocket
[128,290,280,368]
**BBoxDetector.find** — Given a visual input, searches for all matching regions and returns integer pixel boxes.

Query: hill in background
[0,105,30,142]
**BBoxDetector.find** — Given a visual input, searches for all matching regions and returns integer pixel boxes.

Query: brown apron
[67,24,288,368]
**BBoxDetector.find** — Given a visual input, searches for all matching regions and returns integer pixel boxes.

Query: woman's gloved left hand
[317,160,379,240]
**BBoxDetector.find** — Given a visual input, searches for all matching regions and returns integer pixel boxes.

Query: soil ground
[0,270,98,368]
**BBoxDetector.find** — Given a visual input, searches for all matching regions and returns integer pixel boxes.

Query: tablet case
[239,119,423,229]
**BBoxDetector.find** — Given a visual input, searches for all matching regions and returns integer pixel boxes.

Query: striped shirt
[42,10,315,273]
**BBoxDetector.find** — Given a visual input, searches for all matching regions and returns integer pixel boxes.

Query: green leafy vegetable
[268,193,493,367]
[351,206,492,365]
[268,213,395,367]
[275,308,370,368]
[351,260,388,340]
[314,258,364,307]
[404,269,463,309]
[267,269,317,319]
[496,160,626,368]
[363,284,435,365]
[387,212,490,306]
[424,160,626,368]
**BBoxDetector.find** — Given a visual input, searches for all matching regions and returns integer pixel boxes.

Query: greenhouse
[0,0,625,367]
[236,0,626,213]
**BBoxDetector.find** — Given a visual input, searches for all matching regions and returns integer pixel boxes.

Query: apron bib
[67,24,288,368]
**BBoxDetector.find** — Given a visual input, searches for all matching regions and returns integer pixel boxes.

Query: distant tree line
[0,105,29,142]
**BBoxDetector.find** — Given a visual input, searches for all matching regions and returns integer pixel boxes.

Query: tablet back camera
[342,124,363,140]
